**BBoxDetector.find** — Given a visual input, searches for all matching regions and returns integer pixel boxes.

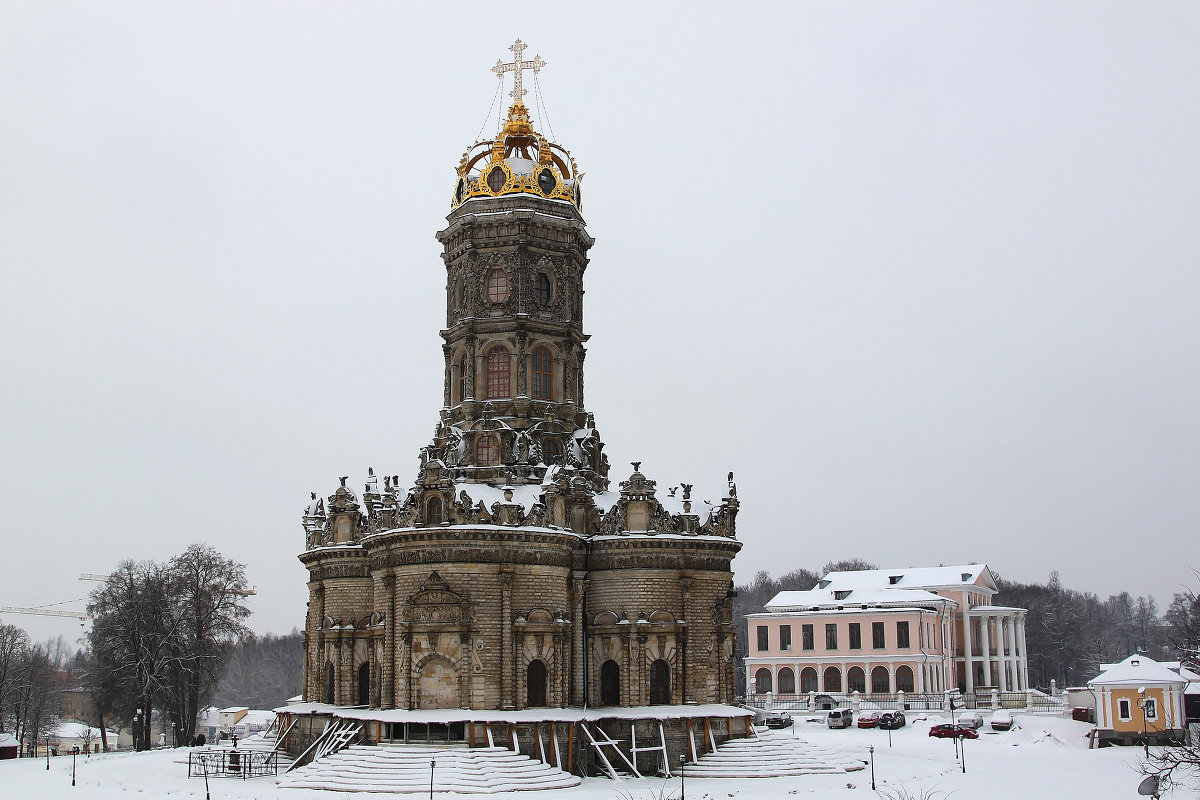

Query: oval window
[455,178,464,204]
[487,166,506,193]
[534,273,551,307]
[537,169,556,195]
[486,269,509,303]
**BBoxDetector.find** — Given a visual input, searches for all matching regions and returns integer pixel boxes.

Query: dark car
[879,710,906,730]
[928,724,978,739]
[764,712,793,729]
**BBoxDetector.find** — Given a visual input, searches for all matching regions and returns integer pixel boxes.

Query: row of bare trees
[86,544,250,750]
[0,625,72,755]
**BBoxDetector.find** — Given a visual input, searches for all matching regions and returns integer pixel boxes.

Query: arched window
[871,666,890,694]
[800,667,818,693]
[325,663,335,704]
[823,666,842,693]
[357,662,370,707]
[600,660,620,706]
[458,353,469,403]
[777,667,795,694]
[896,665,915,693]
[649,659,671,704]
[534,273,551,307]
[486,268,509,303]
[754,668,773,694]
[485,347,510,399]
[426,496,443,526]
[531,347,553,400]
[542,437,561,464]
[526,660,547,708]
[475,435,499,467]
[845,666,865,693]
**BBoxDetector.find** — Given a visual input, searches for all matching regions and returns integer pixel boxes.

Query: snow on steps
[277,743,581,793]
[682,730,866,778]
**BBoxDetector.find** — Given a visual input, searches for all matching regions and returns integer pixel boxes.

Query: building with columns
[292,43,741,724]
[745,564,1028,700]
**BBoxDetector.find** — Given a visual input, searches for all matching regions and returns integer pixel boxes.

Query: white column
[963,610,974,692]
[979,614,991,688]
[1016,615,1027,691]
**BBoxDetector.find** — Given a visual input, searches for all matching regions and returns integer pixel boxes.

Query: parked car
[764,712,793,729]
[990,710,1013,731]
[857,711,882,728]
[957,712,984,729]
[929,724,979,739]
[879,710,906,730]
[827,708,854,729]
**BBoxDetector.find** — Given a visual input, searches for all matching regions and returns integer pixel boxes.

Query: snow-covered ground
[0,712,1179,799]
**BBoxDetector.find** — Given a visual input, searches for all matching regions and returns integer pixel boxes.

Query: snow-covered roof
[0,732,18,747]
[239,710,276,726]
[1088,654,1187,687]
[51,721,105,739]
[821,564,996,593]
[276,702,751,724]
[219,706,249,714]
[765,586,955,612]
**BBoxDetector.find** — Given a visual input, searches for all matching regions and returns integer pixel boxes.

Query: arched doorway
[754,668,773,694]
[325,662,335,704]
[847,666,866,693]
[777,667,795,694]
[527,660,548,707]
[896,665,915,693]
[801,667,818,693]
[357,662,370,707]
[871,666,890,694]
[600,660,620,706]
[822,666,841,693]
[649,659,671,704]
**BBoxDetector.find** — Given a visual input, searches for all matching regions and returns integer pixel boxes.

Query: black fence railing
[188,749,278,780]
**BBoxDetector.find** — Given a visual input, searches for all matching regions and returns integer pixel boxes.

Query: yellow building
[1088,654,1187,747]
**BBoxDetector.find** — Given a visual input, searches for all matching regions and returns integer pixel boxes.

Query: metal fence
[743,688,1065,714]
[188,749,279,780]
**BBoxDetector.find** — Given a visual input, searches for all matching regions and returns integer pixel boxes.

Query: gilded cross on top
[491,38,546,102]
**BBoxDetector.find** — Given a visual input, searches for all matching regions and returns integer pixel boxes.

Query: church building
[286,42,743,758]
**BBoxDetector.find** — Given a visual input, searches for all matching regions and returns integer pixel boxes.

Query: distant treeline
[734,561,1199,693]
[210,630,304,711]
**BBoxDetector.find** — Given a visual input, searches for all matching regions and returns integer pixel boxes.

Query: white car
[957,711,984,729]
[990,709,1014,731]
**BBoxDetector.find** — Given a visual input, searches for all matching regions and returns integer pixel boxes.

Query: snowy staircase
[277,743,581,793]
[682,730,866,778]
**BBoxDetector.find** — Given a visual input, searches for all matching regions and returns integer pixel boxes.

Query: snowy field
[1,713,1178,799]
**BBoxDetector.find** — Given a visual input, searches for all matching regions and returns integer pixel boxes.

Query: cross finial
[491,38,546,102]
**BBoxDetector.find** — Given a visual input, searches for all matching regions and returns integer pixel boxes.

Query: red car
[857,711,882,728]
[928,724,978,739]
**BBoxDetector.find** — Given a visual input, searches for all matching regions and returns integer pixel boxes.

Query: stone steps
[278,744,581,793]
[683,731,866,778]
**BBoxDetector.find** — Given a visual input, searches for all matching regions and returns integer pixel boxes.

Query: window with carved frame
[485,346,510,399]
[531,346,553,400]
[426,495,443,525]
[458,353,469,403]
[486,268,509,303]
[475,434,499,466]
[534,272,551,307]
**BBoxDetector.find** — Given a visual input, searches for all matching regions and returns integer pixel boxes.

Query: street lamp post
[1138,687,1150,758]
[429,758,435,799]
[868,745,875,790]
[679,753,686,800]
[72,747,76,786]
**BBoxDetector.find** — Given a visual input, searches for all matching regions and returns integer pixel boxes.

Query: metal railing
[743,688,1065,713]
[188,749,278,780]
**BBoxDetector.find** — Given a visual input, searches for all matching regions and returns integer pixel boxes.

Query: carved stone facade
[299,101,741,714]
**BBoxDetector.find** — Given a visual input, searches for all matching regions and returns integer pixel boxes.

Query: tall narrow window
[754,668,772,694]
[531,346,553,400]
[896,621,910,648]
[325,663,335,704]
[486,268,509,303]
[849,622,862,650]
[756,626,769,652]
[649,659,671,704]
[871,666,890,694]
[825,623,838,650]
[872,621,886,649]
[542,437,561,464]
[458,353,469,402]
[802,624,814,650]
[600,660,620,706]
[1118,698,1132,721]
[426,496,443,525]
[485,346,510,399]
[779,625,792,651]
[777,667,795,694]
[357,662,370,707]
[534,273,551,307]
[527,660,547,707]
[476,435,499,466]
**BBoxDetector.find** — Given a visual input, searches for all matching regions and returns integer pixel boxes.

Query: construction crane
[79,572,258,596]
[0,606,87,620]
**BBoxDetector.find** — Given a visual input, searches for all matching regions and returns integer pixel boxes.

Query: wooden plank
[686,719,697,761]
[567,722,575,773]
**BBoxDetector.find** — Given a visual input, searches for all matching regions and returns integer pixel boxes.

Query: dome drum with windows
[452,99,581,210]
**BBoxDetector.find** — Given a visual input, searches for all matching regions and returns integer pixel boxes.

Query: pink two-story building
[745,564,1027,699]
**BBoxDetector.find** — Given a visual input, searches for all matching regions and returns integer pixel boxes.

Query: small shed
[0,732,18,760]
[1088,654,1187,747]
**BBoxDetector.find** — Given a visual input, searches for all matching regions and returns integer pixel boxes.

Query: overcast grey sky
[2,2,1197,644]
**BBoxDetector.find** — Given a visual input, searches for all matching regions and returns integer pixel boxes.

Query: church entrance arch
[527,660,548,708]
[357,662,370,707]
[649,659,671,704]
[600,660,620,706]
[416,655,459,709]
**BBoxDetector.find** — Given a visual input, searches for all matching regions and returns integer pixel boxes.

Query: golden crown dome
[451,100,581,211]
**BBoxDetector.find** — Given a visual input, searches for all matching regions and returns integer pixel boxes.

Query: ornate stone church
[295,42,741,721]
